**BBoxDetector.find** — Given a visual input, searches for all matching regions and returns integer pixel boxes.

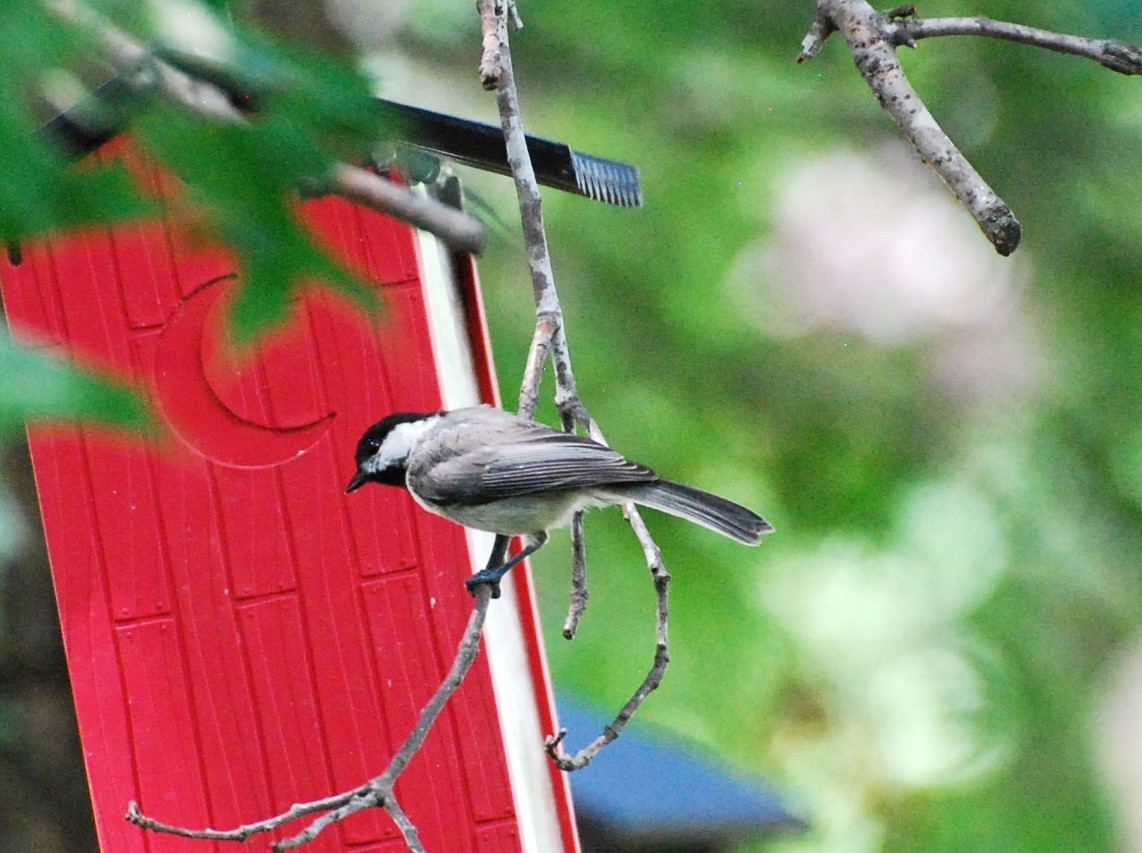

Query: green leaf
[0,1,153,240]
[198,0,232,16]
[0,335,151,434]
[120,7,392,341]
[136,104,375,342]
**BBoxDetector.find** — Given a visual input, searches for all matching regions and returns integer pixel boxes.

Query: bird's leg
[465,532,549,598]
[485,533,511,572]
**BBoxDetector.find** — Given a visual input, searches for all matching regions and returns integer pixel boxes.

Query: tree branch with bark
[476,0,674,770]
[799,1,1142,256]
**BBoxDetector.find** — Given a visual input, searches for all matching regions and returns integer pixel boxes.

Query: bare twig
[478,0,596,643]
[327,164,485,253]
[381,798,424,853]
[45,0,246,123]
[797,12,836,63]
[543,422,672,768]
[803,0,1021,255]
[45,0,486,253]
[128,585,494,849]
[477,0,671,765]
[562,510,589,639]
[126,788,370,844]
[802,3,1142,254]
[546,505,671,770]
[891,16,1142,75]
[476,3,582,423]
[126,779,363,842]
[478,0,504,90]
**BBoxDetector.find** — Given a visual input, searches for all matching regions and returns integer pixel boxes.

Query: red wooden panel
[86,431,172,621]
[373,283,443,412]
[23,426,143,852]
[46,230,136,379]
[108,220,180,328]
[303,193,419,285]
[1,241,64,345]
[116,619,212,838]
[362,573,475,853]
[0,141,575,853]
[146,441,275,832]
[213,466,299,599]
[450,647,520,825]
[476,821,524,852]
[307,289,421,576]
[239,594,384,849]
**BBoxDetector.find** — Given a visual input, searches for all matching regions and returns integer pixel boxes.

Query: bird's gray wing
[416,432,658,505]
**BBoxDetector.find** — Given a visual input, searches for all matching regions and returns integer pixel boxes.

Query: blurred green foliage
[0,0,388,430]
[0,335,149,434]
[0,2,152,244]
[0,0,1139,851]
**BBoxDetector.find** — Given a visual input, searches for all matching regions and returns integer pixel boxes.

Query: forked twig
[801,0,1020,255]
[546,504,671,770]
[127,585,495,849]
[800,1,1141,256]
[891,16,1142,74]
[562,510,589,639]
[477,0,670,765]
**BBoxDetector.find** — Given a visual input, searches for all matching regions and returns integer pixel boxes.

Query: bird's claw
[465,571,503,599]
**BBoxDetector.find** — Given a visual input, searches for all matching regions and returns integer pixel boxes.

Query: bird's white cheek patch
[373,416,439,471]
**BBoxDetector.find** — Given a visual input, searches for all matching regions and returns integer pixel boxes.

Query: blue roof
[557,694,808,843]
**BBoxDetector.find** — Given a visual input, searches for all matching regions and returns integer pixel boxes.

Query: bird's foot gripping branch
[463,533,545,599]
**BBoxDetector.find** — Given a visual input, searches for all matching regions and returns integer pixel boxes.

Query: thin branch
[517,312,556,421]
[479,0,595,641]
[327,164,485,254]
[891,16,1142,75]
[128,585,495,849]
[477,3,581,422]
[797,12,836,63]
[126,784,363,841]
[477,0,671,767]
[272,799,366,851]
[382,798,424,853]
[562,511,589,639]
[45,0,486,253]
[478,0,504,89]
[45,0,246,124]
[546,508,670,770]
[803,0,1021,255]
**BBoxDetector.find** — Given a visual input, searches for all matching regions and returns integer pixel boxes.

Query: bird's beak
[345,471,369,493]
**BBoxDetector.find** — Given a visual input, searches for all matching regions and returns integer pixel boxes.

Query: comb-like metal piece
[33,73,644,208]
[373,99,643,208]
[569,150,643,208]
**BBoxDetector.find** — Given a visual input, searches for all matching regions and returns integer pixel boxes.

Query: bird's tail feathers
[618,480,773,545]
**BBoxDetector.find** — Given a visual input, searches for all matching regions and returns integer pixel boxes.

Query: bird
[346,405,773,595]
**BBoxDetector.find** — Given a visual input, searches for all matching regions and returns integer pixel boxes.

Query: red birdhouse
[0,141,577,851]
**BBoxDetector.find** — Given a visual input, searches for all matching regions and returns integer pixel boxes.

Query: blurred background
[2,0,1141,850]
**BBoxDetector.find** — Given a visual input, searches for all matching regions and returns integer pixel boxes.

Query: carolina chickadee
[346,405,773,594]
